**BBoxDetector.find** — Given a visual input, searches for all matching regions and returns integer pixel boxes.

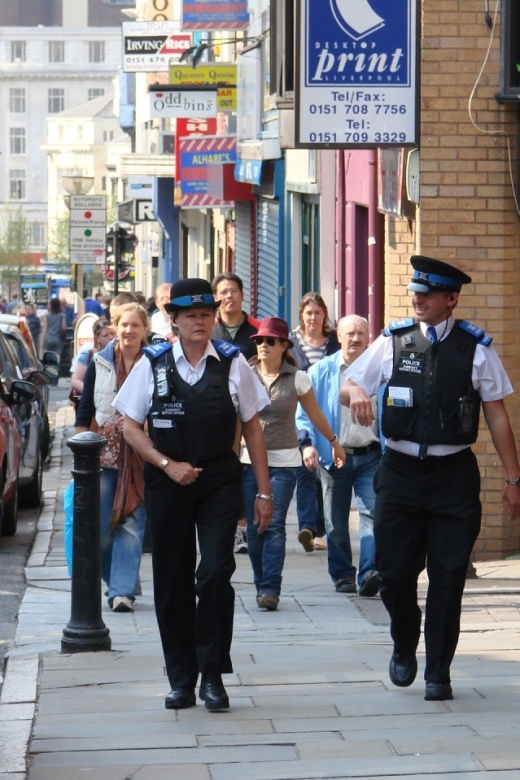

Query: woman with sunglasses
[75,303,148,613]
[70,318,116,403]
[241,317,346,611]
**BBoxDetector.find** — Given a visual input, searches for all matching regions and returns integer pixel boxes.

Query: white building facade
[0,25,123,254]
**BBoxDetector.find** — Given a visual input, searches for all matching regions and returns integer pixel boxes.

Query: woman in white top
[241,317,345,611]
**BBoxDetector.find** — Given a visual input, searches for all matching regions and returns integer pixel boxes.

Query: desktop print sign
[296,0,418,148]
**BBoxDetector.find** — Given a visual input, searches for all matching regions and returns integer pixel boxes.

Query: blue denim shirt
[295,351,343,470]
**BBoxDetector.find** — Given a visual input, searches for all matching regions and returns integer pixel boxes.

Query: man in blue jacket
[296,315,380,597]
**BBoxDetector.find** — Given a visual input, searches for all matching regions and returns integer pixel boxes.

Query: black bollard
[62,432,111,653]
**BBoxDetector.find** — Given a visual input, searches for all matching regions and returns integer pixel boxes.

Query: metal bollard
[62,432,111,653]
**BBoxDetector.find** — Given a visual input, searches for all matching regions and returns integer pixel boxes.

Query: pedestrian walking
[290,292,340,552]
[114,278,272,713]
[341,255,520,701]
[296,315,380,597]
[242,317,345,611]
[75,303,148,613]
[41,297,66,357]
[211,272,261,555]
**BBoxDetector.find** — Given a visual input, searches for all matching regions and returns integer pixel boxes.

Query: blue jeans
[320,448,380,587]
[295,465,326,537]
[100,468,147,603]
[242,465,297,596]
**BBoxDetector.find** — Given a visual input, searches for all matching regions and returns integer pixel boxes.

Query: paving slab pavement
[1,392,520,780]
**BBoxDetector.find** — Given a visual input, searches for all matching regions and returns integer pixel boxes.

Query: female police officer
[114,278,272,712]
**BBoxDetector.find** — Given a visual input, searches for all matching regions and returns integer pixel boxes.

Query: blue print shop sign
[296,0,418,148]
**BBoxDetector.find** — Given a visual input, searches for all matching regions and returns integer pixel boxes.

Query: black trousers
[374,447,481,684]
[144,451,242,690]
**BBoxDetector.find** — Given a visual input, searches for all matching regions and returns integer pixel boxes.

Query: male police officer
[115,279,272,712]
[340,256,520,701]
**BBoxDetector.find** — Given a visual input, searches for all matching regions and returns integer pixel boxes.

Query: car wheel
[41,414,50,461]
[21,449,42,509]
[2,479,19,536]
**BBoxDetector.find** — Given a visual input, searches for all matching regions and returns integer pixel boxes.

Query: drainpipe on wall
[335,150,346,318]
[367,149,383,341]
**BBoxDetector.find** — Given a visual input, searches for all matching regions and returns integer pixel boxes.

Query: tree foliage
[0,208,32,295]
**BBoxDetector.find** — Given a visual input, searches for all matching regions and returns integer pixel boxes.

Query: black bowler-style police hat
[164,278,220,313]
[407,255,472,294]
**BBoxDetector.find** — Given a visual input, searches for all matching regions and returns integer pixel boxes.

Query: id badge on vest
[151,397,186,429]
[397,351,425,376]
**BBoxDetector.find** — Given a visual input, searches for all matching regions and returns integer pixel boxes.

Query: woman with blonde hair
[75,302,148,612]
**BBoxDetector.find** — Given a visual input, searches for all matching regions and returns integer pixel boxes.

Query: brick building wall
[384,0,520,559]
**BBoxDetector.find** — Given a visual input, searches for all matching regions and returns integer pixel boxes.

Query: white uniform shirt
[150,309,173,339]
[345,317,513,457]
[113,340,269,424]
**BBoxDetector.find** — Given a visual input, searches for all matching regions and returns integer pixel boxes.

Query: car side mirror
[7,380,36,405]
[42,365,60,383]
[42,351,60,366]
[28,370,51,386]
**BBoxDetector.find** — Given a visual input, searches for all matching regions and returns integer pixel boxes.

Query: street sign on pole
[69,196,107,265]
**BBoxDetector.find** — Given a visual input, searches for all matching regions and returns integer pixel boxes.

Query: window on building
[48,88,65,113]
[9,170,25,200]
[10,128,26,155]
[89,41,105,63]
[77,125,84,141]
[88,88,105,101]
[9,88,26,113]
[270,0,295,100]
[48,41,65,63]
[10,41,26,62]
[57,125,64,141]
[103,130,114,142]
[30,223,45,247]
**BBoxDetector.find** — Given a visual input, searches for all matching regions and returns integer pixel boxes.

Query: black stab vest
[147,348,237,464]
[382,322,481,446]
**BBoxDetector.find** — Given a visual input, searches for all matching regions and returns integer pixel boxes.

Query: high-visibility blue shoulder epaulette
[213,339,241,358]
[143,342,172,359]
[383,317,415,336]
[458,320,493,346]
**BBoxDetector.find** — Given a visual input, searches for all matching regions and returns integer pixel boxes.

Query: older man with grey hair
[296,315,380,597]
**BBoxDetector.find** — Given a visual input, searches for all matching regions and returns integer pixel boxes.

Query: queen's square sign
[296,0,418,148]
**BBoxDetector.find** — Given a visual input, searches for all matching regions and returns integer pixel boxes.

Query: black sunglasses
[254,336,280,346]
[93,320,109,333]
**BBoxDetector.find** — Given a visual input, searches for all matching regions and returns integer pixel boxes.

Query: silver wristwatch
[159,458,170,469]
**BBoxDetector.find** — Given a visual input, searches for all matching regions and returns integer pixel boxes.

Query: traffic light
[105,227,138,264]
[119,228,138,262]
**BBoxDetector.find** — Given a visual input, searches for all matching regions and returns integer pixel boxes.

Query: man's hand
[503,484,520,522]
[347,384,374,426]
[302,445,319,471]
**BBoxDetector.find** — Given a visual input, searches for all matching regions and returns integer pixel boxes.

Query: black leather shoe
[165,688,196,709]
[424,681,453,701]
[389,651,418,687]
[199,674,230,711]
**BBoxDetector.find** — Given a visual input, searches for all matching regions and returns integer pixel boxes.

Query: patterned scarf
[110,344,145,531]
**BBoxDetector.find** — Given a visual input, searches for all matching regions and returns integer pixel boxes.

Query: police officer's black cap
[164,278,220,313]
[407,255,472,294]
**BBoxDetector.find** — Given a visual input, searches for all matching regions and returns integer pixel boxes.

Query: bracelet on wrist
[256,493,274,501]
[505,477,520,486]
[329,435,337,443]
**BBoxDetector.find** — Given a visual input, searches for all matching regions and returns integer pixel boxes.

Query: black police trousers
[374,446,481,684]
[144,450,242,690]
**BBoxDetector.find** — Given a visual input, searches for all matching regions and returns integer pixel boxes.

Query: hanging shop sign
[122,22,191,72]
[169,63,237,111]
[149,86,218,118]
[178,136,235,207]
[175,118,218,206]
[296,0,418,148]
[181,0,249,30]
